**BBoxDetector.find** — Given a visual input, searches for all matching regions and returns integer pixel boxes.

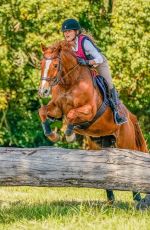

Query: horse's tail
[129,112,148,153]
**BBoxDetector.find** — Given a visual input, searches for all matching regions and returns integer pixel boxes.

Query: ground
[0,187,150,230]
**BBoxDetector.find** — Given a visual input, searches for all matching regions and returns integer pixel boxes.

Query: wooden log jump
[0,147,150,193]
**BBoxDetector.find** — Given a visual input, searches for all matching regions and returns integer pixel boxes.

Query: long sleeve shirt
[72,37,104,66]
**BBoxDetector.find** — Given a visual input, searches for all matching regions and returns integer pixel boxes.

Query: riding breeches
[96,60,113,90]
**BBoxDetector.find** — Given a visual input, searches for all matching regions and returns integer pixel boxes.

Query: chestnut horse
[38,41,148,204]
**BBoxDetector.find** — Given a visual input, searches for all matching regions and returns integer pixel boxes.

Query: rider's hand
[77,57,91,66]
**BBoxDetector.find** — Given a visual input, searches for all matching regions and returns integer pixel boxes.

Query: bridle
[41,52,80,87]
[41,55,62,87]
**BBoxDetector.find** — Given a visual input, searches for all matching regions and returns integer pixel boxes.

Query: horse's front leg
[38,102,62,142]
[67,103,94,124]
[65,104,94,142]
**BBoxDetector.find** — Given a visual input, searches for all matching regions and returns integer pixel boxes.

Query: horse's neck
[61,50,90,86]
[58,50,103,113]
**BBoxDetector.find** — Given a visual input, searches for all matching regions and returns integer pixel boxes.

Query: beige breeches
[96,60,113,90]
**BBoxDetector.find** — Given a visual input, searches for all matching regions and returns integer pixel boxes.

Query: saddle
[94,75,126,120]
[89,69,110,100]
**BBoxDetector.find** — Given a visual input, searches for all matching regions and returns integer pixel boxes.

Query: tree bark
[0,147,150,193]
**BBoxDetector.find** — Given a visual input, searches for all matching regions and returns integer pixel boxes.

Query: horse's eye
[54,64,58,68]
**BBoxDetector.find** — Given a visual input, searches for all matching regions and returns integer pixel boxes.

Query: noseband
[41,52,80,87]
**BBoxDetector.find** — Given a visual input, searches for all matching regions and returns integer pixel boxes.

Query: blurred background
[0,0,149,148]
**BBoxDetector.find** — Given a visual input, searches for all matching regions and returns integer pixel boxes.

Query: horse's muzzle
[38,87,51,98]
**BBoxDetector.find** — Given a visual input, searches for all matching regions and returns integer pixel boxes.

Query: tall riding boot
[109,87,127,125]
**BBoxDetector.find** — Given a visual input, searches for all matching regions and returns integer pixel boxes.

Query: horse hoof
[136,195,150,210]
[66,133,76,143]
[107,200,114,205]
[47,133,59,142]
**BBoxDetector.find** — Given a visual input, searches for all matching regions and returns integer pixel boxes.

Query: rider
[61,18,127,125]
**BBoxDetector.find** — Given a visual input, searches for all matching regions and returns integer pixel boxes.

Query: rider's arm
[83,39,104,66]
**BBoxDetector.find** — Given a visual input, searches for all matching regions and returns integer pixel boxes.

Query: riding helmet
[61,18,81,32]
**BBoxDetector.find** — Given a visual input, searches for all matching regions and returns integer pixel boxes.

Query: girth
[74,99,108,130]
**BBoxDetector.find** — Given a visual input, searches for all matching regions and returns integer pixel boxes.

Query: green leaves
[106,0,150,146]
[107,0,149,109]
[0,0,149,147]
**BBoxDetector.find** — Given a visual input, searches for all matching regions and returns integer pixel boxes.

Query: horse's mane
[61,41,78,61]
[47,40,77,60]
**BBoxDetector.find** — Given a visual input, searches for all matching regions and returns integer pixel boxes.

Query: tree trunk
[0,147,150,193]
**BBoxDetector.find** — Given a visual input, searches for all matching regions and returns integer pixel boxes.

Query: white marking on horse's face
[42,59,52,79]
[41,59,52,87]
[39,59,52,97]
[41,80,47,89]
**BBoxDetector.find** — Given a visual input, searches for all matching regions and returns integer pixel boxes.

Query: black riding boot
[109,87,127,125]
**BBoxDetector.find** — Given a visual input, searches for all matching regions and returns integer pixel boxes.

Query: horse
[38,40,148,205]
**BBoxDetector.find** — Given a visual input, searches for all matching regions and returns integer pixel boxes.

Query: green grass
[0,187,150,230]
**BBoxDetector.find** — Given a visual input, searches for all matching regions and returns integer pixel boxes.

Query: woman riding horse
[38,20,148,205]
[61,18,127,131]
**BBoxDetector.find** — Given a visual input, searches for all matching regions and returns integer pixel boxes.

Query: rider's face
[64,30,77,42]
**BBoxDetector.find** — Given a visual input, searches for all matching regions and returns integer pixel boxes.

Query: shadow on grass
[0,200,134,224]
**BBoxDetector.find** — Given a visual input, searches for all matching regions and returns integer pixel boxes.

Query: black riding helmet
[61,18,81,32]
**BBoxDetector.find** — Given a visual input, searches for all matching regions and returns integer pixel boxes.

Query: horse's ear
[51,41,62,54]
[41,43,48,52]
[55,41,63,52]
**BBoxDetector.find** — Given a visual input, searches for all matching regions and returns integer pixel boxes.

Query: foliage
[0,0,149,147]
[106,0,150,146]
[0,0,89,146]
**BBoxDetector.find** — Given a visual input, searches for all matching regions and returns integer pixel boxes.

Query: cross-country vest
[74,34,101,60]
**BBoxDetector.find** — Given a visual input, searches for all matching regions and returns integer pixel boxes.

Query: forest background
[0,0,149,148]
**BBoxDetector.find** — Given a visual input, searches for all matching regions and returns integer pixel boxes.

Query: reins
[61,63,80,81]
[41,55,62,87]
[41,54,80,87]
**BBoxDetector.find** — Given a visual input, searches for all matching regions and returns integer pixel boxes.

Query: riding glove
[77,57,91,66]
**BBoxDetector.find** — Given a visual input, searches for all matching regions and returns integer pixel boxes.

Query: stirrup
[114,111,127,125]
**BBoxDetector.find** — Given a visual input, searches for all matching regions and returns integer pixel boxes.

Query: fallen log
[0,147,150,193]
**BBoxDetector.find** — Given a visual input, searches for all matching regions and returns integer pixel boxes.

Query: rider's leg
[109,87,127,124]
[97,61,127,125]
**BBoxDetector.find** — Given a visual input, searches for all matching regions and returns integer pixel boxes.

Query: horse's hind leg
[91,135,116,203]
[106,190,115,204]
[136,194,150,210]
[117,118,144,203]
[133,192,141,202]
[101,136,116,203]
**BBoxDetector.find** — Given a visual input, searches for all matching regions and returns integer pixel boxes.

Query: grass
[0,187,150,230]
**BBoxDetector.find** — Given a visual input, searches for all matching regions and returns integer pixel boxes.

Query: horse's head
[38,43,62,97]
[39,41,78,97]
